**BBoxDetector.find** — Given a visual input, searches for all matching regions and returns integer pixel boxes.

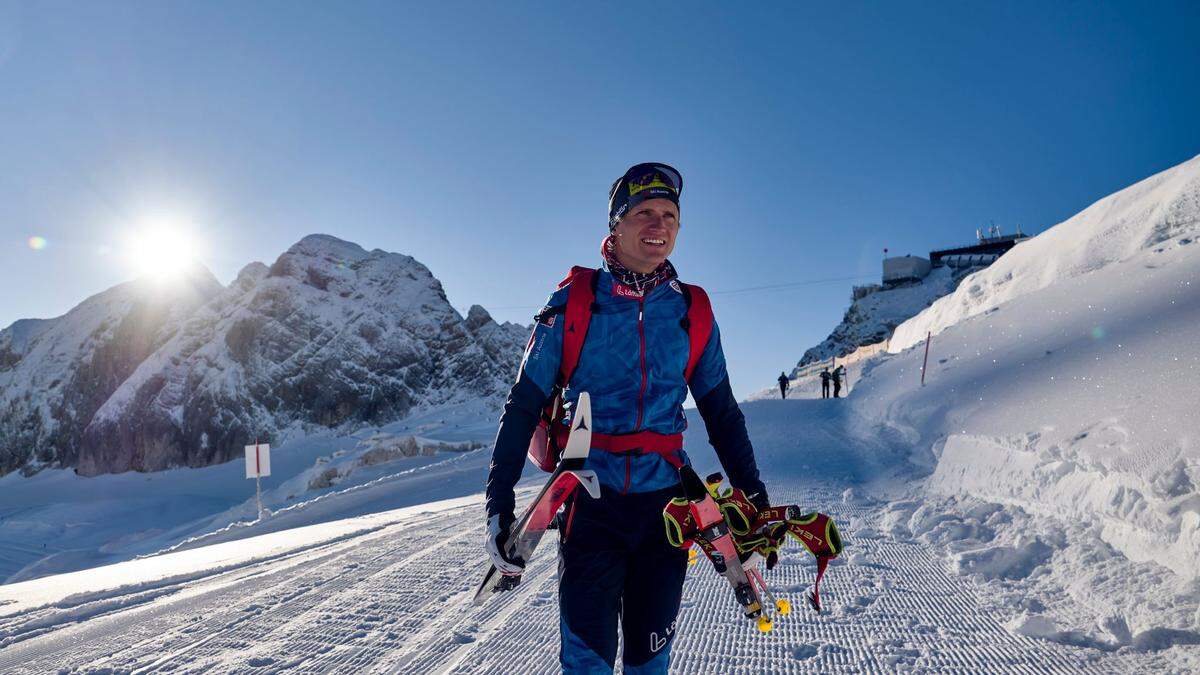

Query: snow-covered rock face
[793,267,970,371]
[1,235,529,477]
[0,268,224,476]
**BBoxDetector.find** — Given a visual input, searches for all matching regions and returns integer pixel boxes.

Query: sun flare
[124,225,204,281]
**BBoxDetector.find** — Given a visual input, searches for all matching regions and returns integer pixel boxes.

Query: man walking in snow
[484,163,768,674]
[777,372,789,399]
[820,368,831,398]
[832,365,843,398]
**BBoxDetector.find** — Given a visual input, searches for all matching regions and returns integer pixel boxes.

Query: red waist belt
[552,428,685,467]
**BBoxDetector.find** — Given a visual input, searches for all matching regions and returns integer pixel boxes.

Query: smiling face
[611,198,680,274]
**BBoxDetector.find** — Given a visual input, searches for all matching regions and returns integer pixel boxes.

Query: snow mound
[891,154,1200,352]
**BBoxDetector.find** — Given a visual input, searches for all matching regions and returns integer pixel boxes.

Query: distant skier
[777,372,789,399]
[820,368,831,399]
[483,163,767,674]
[832,365,843,398]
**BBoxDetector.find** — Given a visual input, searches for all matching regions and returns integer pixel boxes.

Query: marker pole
[921,332,932,386]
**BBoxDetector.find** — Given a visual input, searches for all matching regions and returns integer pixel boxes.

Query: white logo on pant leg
[649,619,677,653]
[649,633,668,653]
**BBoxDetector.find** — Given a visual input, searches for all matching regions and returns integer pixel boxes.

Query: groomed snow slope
[0,400,500,584]
[1,401,1185,673]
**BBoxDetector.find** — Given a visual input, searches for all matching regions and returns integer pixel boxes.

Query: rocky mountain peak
[1,234,530,477]
[465,305,494,331]
[0,268,224,475]
[233,261,270,290]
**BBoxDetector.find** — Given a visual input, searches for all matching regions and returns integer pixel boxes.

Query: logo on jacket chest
[611,283,644,300]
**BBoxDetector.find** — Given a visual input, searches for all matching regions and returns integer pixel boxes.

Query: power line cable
[464,273,879,314]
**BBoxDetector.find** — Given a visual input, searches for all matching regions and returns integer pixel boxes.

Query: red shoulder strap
[680,282,714,382]
[559,267,596,386]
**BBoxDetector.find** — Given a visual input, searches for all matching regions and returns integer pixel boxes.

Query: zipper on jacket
[634,299,648,430]
[622,455,631,495]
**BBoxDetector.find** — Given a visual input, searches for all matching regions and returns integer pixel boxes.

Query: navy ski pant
[558,484,688,674]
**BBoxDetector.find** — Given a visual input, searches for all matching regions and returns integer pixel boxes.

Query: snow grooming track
[0,505,476,674]
[0,491,1158,673]
[668,486,1121,674]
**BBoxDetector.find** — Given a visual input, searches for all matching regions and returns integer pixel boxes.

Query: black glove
[745,489,778,570]
[746,489,771,513]
[486,512,525,575]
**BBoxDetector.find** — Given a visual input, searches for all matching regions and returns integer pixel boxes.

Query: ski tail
[474,392,596,606]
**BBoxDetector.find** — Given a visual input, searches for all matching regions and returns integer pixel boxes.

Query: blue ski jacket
[485,266,765,518]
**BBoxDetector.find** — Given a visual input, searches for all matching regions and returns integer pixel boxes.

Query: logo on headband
[627,172,677,198]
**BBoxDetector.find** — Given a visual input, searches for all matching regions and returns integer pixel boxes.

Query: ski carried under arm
[474,391,598,606]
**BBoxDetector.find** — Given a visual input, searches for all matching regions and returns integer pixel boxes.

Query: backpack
[526,266,714,472]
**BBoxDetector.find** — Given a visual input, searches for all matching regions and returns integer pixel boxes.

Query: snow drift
[824,154,1200,654]
[890,154,1200,352]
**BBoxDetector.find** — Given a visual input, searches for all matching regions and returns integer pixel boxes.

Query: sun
[124,224,204,281]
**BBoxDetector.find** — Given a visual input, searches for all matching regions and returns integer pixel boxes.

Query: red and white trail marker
[245,443,271,478]
[245,443,271,519]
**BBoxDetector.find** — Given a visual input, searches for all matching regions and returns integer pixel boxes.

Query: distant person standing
[820,368,831,399]
[832,365,843,398]
[777,372,789,399]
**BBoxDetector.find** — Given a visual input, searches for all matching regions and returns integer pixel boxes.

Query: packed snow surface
[1,401,1194,673]
[0,400,499,584]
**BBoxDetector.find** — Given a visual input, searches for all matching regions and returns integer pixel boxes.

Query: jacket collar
[597,267,682,303]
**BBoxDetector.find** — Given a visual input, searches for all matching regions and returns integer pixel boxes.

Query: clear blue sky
[2,1,1198,398]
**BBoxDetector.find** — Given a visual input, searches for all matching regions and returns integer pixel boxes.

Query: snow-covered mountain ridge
[0,234,529,477]
[890,153,1200,352]
[0,268,223,476]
